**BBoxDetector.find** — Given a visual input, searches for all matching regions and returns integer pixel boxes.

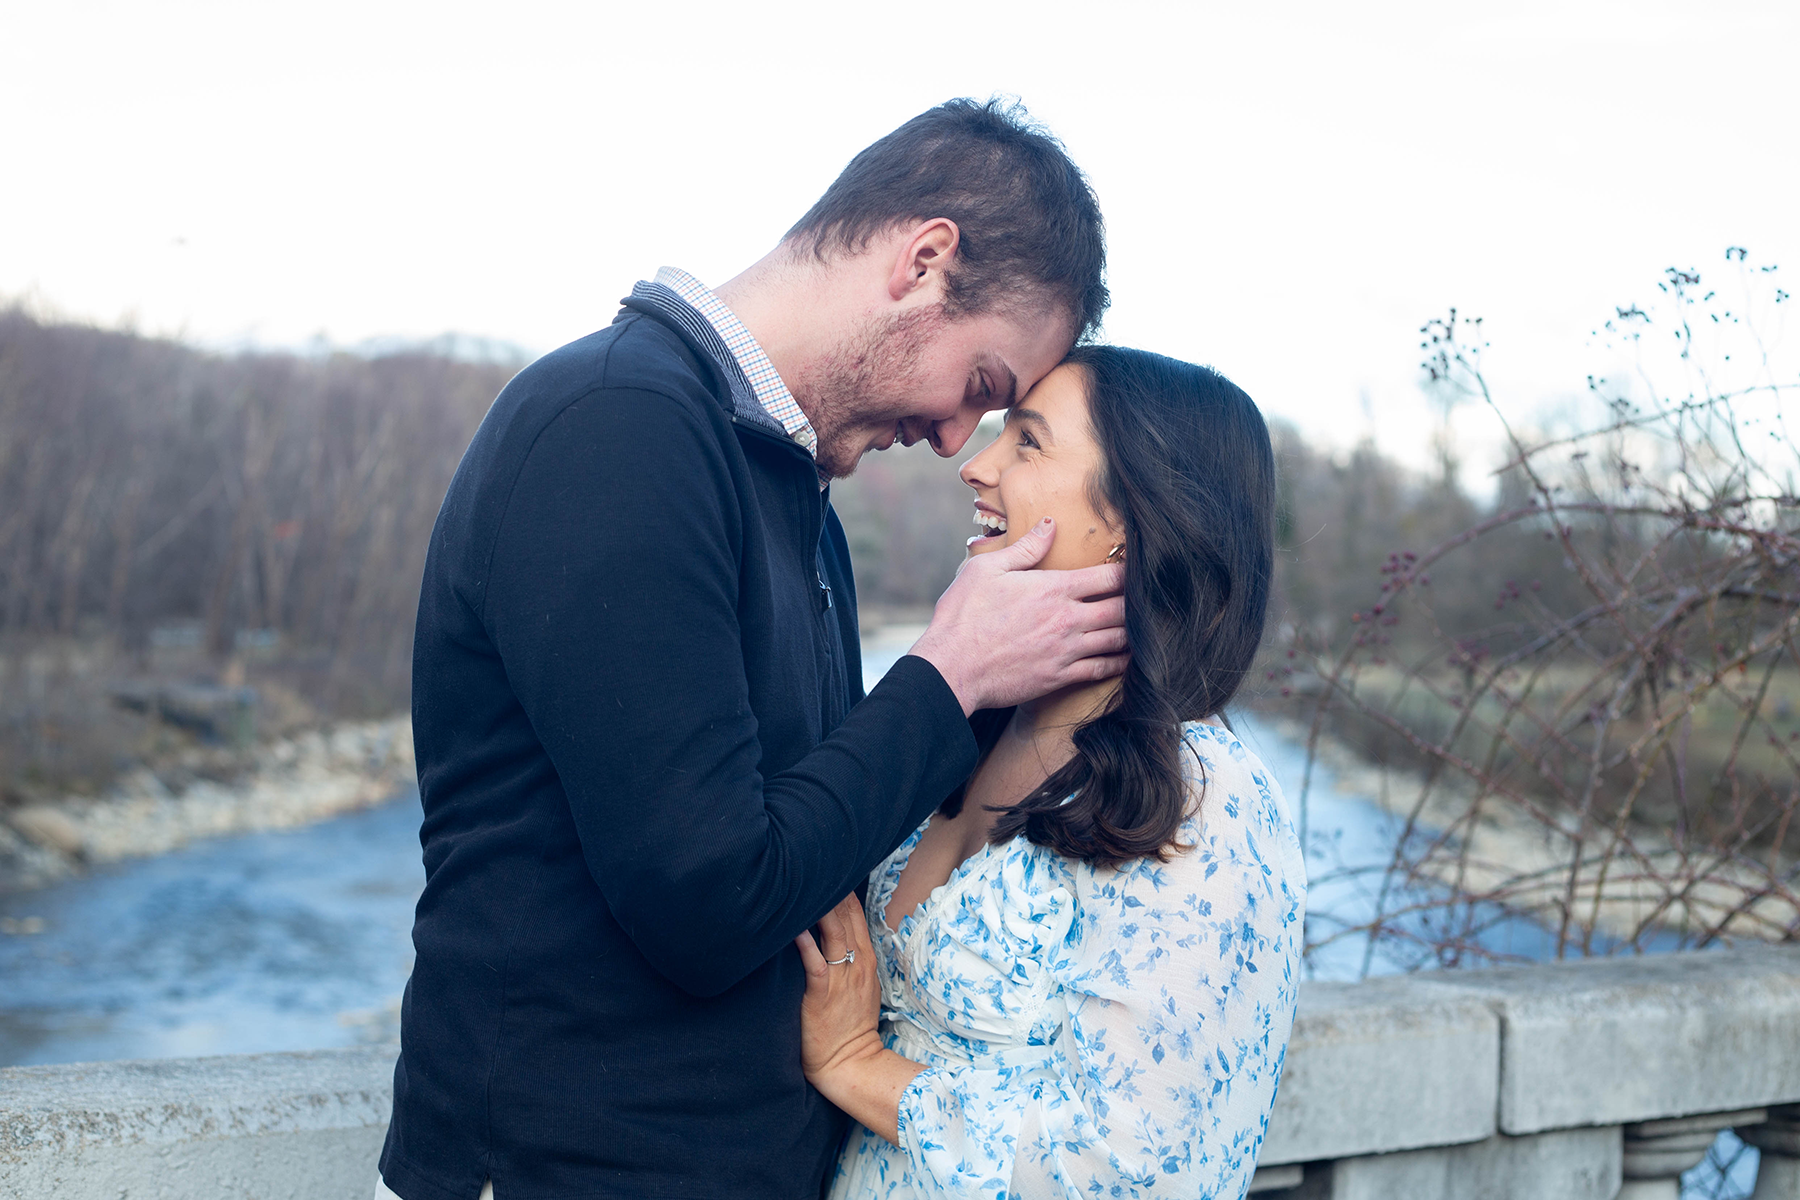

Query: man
[380,99,1121,1200]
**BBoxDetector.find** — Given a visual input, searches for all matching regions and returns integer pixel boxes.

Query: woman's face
[959,363,1120,571]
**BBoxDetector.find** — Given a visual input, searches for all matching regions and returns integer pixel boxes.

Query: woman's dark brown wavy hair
[943,345,1276,869]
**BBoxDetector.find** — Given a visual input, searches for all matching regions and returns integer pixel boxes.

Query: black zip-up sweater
[380,301,978,1200]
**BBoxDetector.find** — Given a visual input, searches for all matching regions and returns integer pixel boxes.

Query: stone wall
[5,946,1799,1199]
[0,1049,390,1199]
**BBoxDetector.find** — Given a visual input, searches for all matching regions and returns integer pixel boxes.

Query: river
[0,629,1411,1067]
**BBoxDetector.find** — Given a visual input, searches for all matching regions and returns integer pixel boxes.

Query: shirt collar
[652,266,818,459]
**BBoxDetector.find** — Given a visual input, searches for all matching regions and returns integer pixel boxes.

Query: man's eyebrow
[1007,406,1053,443]
[994,362,1019,408]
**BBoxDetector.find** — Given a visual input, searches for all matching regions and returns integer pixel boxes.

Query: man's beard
[795,304,947,479]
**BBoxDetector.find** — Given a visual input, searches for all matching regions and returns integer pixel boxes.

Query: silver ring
[824,949,856,966]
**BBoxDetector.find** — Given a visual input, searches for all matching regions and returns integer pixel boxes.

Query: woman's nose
[959,444,997,490]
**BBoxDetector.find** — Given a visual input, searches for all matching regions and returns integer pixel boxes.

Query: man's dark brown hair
[786,97,1109,341]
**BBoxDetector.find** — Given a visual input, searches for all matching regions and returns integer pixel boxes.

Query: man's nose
[894,417,929,449]
[928,410,982,458]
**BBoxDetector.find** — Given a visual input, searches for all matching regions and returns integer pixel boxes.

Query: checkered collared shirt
[652,266,817,457]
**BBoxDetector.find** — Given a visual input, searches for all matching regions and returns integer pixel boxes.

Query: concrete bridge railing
[4,945,1798,1199]
[1254,944,1800,1199]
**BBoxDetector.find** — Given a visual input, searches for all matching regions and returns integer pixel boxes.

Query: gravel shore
[0,717,415,893]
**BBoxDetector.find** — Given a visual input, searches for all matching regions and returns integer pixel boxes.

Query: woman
[796,345,1306,1199]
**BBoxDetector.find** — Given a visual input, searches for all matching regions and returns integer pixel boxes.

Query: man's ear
[886,218,960,302]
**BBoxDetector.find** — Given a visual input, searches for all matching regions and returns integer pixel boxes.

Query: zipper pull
[818,575,833,612]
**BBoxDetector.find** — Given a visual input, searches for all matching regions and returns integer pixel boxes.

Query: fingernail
[1040,517,1053,527]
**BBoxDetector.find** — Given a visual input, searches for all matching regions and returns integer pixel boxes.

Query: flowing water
[0,629,1616,1067]
[0,797,419,1067]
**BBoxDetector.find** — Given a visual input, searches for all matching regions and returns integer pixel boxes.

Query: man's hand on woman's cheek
[909,517,1129,716]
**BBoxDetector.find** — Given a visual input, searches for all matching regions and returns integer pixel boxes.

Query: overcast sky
[3,0,1795,471]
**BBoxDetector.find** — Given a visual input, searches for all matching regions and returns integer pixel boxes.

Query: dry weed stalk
[1278,250,1799,969]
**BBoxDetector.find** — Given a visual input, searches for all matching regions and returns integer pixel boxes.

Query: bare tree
[0,311,514,794]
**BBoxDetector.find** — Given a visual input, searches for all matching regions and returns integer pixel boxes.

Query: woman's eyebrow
[1007,406,1054,444]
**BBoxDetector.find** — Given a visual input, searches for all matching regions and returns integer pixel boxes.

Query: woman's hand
[796,892,883,1085]
[796,892,925,1146]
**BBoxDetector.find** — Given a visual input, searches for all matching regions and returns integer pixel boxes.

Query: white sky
[3,0,1796,471]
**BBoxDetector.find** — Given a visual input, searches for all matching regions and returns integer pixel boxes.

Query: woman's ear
[886,218,961,302]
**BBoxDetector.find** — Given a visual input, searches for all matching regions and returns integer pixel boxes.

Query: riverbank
[0,615,930,898]
[7,662,1790,947]
[0,717,414,894]
[1259,709,1799,947]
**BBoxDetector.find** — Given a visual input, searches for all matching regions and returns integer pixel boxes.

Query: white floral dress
[827,722,1306,1200]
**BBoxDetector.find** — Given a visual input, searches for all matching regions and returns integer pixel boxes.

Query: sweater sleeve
[893,728,1308,1198]
[482,384,976,997]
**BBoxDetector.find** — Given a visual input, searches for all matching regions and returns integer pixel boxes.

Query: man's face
[794,302,1076,479]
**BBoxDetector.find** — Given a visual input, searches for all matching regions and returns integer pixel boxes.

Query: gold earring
[1105,543,1126,563]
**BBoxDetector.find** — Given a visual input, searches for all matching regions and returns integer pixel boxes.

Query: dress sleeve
[894,728,1307,1199]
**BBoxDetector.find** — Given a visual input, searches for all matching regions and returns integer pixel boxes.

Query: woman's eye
[1017,430,1039,451]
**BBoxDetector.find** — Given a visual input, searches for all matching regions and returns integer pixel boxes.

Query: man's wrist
[906,636,979,716]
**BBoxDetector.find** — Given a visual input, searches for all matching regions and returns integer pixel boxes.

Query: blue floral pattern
[828,722,1306,1200]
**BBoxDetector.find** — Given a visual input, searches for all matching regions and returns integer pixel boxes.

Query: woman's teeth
[973,512,1007,537]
